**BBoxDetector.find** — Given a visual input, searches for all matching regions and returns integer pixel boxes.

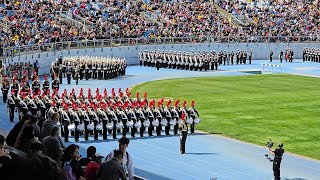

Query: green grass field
[131,74,320,160]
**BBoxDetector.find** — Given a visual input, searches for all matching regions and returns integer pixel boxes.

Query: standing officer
[66,65,72,84]
[280,50,283,63]
[179,113,188,154]
[269,143,285,180]
[230,50,234,65]
[249,49,252,64]
[33,60,40,75]
[1,76,10,103]
[270,50,273,62]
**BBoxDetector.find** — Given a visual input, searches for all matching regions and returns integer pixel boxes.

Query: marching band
[2,74,200,142]
[139,49,253,71]
[50,56,127,83]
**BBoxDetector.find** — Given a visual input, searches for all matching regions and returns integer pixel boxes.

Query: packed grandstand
[0,0,319,51]
[0,0,320,180]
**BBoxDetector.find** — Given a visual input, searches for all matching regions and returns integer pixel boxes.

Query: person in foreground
[105,137,134,180]
[97,150,127,180]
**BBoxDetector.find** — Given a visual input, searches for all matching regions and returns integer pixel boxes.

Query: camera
[265,139,274,162]
[266,139,274,148]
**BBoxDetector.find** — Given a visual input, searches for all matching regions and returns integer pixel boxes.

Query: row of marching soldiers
[3,81,200,142]
[1,70,54,122]
[303,48,320,62]
[50,56,127,84]
[139,49,253,71]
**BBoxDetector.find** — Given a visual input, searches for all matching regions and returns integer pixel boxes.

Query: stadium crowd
[0,127,133,180]
[2,0,318,52]
[217,0,319,39]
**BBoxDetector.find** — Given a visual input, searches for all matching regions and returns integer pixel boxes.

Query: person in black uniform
[230,50,234,65]
[66,65,72,84]
[156,59,160,70]
[279,50,283,63]
[58,56,63,65]
[269,143,284,180]
[270,50,273,62]
[248,50,252,64]
[1,76,10,103]
[179,113,188,154]
[52,75,60,92]
[42,75,50,94]
[8,89,16,122]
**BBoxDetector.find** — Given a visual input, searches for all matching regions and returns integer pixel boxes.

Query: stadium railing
[2,35,319,62]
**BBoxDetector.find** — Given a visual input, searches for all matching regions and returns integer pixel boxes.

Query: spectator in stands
[29,115,40,137]
[105,137,134,180]
[61,144,85,180]
[0,153,67,180]
[79,145,98,166]
[42,125,64,167]
[39,112,59,141]
[85,156,103,180]
[15,125,41,154]
[0,134,11,168]
[30,142,43,155]
[5,114,30,147]
[97,150,127,180]
[14,115,40,148]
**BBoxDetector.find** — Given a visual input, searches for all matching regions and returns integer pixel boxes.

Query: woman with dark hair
[16,125,40,154]
[61,144,85,180]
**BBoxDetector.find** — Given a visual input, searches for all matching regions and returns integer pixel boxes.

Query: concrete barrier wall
[6,42,320,75]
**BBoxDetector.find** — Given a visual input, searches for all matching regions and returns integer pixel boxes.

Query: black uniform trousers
[74,121,80,142]
[102,121,108,140]
[180,131,187,154]
[156,118,162,136]
[84,121,90,141]
[139,119,146,137]
[67,74,71,84]
[165,118,171,135]
[9,104,15,122]
[273,161,281,180]
[93,121,99,140]
[2,91,8,103]
[190,115,196,133]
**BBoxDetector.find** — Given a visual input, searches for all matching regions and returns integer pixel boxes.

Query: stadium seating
[0,0,319,51]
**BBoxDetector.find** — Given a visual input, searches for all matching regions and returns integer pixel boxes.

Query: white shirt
[106,149,134,180]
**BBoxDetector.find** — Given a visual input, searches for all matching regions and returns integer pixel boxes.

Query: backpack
[62,160,77,180]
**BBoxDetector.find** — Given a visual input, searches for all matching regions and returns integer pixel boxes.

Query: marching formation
[2,74,200,142]
[5,61,39,79]
[50,56,127,84]
[303,48,320,62]
[139,49,253,71]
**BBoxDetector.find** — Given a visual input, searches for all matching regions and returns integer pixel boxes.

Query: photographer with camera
[269,143,285,180]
